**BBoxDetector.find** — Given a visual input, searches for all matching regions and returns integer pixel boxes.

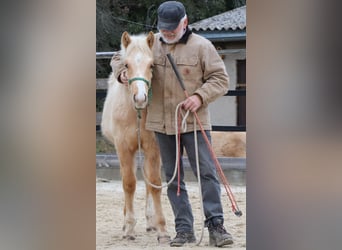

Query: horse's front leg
[119,149,137,240]
[143,145,170,243]
[145,189,155,232]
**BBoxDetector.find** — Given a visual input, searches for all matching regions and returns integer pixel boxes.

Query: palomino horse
[101,31,169,243]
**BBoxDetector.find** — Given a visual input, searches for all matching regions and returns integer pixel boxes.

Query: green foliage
[96,0,246,77]
[97,0,245,52]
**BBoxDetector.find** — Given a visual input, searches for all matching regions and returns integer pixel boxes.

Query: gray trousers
[155,131,224,233]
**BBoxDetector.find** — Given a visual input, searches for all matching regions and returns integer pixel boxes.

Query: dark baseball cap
[157,1,186,31]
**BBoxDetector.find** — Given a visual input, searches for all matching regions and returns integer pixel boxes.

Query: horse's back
[211,131,246,157]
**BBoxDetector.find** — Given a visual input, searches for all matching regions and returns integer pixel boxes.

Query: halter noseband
[128,77,153,118]
[128,77,151,89]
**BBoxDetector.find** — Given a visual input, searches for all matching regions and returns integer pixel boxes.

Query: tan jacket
[111,31,229,135]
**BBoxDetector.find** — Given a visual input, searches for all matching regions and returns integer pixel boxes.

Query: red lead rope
[194,108,242,216]
[179,92,242,217]
[167,53,242,216]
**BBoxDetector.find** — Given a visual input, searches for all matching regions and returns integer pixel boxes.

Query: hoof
[146,226,157,232]
[158,235,171,244]
[123,235,136,240]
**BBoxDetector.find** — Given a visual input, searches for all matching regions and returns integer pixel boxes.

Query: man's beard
[160,28,185,44]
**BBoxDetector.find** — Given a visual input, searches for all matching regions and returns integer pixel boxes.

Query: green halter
[128,77,152,118]
[128,77,151,88]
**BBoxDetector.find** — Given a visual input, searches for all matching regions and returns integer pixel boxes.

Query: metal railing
[96,49,246,132]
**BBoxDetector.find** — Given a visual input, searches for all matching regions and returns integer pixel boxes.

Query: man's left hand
[182,94,202,113]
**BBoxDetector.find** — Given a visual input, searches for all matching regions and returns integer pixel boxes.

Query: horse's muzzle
[134,93,148,109]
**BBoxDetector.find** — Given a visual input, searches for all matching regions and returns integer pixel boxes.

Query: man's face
[159,18,186,44]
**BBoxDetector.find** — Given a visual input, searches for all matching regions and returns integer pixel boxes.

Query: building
[189,5,246,130]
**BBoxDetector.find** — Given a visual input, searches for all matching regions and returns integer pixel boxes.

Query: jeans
[155,131,224,233]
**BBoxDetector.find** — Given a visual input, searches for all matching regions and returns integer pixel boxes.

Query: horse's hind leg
[143,149,170,243]
[119,150,137,240]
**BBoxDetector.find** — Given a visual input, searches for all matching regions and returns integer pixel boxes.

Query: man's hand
[182,94,202,113]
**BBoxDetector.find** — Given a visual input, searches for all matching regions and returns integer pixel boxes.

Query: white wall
[209,50,246,127]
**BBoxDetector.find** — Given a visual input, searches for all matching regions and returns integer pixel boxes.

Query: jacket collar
[159,26,192,44]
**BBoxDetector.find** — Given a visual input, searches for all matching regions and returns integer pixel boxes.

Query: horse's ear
[146,31,154,49]
[121,31,131,49]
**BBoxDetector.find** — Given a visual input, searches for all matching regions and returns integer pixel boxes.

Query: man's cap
[157,1,186,31]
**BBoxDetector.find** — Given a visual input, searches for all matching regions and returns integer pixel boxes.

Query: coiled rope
[137,102,205,245]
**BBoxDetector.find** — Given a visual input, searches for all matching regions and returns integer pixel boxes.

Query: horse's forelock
[122,34,153,59]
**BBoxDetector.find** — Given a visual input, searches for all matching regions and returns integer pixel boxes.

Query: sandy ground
[96,179,246,250]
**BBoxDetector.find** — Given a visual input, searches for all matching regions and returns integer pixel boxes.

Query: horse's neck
[112,80,147,119]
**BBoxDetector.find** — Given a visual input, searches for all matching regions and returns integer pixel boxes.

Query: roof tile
[189,5,246,31]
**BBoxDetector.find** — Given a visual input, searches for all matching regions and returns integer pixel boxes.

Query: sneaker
[170,232,196,247]
[208,219,233,247]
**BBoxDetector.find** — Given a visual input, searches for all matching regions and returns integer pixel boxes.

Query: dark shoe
[208,219,233,247]
[170,232,196,247]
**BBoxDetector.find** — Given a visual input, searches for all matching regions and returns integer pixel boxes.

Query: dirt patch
[96,180,246,250]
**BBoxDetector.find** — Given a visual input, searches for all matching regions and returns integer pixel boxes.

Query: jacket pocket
[176,56,198,66]
[175,56,202,92]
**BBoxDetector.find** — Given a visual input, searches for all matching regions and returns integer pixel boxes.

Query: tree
[96,0,245,77]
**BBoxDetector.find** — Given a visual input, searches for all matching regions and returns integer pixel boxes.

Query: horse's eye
[124,64,128,68]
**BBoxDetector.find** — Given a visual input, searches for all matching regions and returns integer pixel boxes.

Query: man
[113,1,234,247]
